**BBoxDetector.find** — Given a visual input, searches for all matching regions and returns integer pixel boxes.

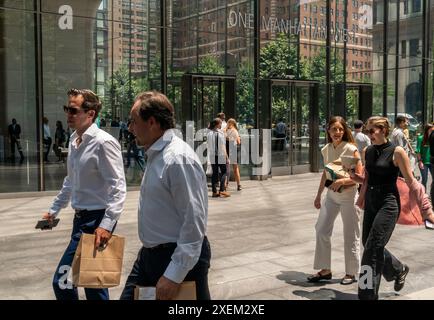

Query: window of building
[304,16,307,24]
[409,38,419,56]
[313,5,317,13]
[331,8,334,15]
[413,0,421,12]
[401,40,407,58]
[304,4,307,11]
[404,0,408,14]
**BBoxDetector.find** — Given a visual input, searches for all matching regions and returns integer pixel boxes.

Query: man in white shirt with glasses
[42,88,126,300]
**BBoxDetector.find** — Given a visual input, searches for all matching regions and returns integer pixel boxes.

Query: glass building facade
[0,0,433,192]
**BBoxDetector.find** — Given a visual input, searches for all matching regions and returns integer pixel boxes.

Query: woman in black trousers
[351,116,434,300]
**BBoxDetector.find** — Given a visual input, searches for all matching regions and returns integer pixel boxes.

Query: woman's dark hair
[422,123,434,146]
[208,118,222,130]
[135,91,175,130]
[67,88,102,122]
[56,120,63,129]
[326,116,355,144]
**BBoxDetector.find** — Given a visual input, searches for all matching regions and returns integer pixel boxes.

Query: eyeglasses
[63,105,85,115]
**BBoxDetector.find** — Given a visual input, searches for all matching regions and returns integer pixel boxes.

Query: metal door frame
[334,82,373,122]
[181,73,236,133]
[261,79,320,176]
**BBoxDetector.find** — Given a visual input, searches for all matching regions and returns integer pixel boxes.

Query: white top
[221,120,227,130]
[321,141,358,165]
[391,128,411,154]
[353,131,371,153]
[43,124,51,139]
[207,129,227,164]
[138,129,208,283]
[48,123,126,231]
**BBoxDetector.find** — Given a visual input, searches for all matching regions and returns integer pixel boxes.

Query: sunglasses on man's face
[63,105,87,115]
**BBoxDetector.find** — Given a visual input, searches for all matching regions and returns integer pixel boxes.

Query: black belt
[145,243,177,250]
[74,209,105,218]
[367,184,397,191]
[145,236,208,251]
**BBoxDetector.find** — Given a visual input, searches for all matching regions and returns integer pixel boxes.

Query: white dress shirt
[44,124,51,139]
[138,129,208,283]
[48,123,126,231]
[207,129,227,164]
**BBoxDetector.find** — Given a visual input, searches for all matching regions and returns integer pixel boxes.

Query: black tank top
[365,140,399,186]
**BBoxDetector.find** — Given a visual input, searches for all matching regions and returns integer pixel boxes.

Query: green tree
[259,33,301,123]
[236,62,254,125]
[102,66,150,120]
[259,33,299,79]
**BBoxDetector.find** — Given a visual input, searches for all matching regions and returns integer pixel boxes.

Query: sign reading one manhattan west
[227,7,372,43]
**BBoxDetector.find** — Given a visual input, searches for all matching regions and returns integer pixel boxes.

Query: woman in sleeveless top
[308,116,362,285]
[225,118,242,191]
[350,116,434,300]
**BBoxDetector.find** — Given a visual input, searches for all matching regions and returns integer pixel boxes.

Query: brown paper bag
[134,281,196,300]
[71,233,125,288]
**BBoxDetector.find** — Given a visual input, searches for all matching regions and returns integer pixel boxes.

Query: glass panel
[345,88,359,126]
[372,0,384,115]
[271,84,290,168]
[0,7,38,193]
[291,86,310,166]
[397,0,423,141]
[386,0,397,120]
[39,0,160,189]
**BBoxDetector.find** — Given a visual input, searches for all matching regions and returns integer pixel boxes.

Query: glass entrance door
[192,78,223,131]
[270,81,317,175]
[181,74,235,134]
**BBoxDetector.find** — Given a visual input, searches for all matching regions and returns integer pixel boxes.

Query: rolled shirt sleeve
[163,157,208,283]
[98,140,127,232]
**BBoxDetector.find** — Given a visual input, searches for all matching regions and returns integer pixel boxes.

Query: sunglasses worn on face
[368,128,379,135]
[63,105,87,115]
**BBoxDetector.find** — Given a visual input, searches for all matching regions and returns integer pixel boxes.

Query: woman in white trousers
[308,116,363,285]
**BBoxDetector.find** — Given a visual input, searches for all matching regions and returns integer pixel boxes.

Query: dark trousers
[52,209,109,300]
[43,137,52,161]
[120,236,211,300]
[126,142,144,171]
[358,185,404,300]
[420,163,431,191]
[211,160,227,193]
[10,138,24,161]
[429,165,434,205]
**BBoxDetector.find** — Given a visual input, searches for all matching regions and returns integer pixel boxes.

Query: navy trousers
[52,209,109,300]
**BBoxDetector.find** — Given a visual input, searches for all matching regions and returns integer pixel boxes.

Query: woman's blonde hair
[366,116,391,137]
[227,118,238,130]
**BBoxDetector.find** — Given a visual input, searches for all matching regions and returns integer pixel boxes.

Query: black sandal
[307,272,332,282]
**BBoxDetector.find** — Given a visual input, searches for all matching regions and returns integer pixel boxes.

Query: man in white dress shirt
[120,91,211,300]
[42,88,126,300]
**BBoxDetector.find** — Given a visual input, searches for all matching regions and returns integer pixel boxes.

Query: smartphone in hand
[425,220,434,230]
[35,218,60,230]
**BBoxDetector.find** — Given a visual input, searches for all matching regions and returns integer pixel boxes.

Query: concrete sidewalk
[1,173,433,300]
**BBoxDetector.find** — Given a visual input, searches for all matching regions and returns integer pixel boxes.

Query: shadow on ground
[276,270,341,288]
[275,270,358,300]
